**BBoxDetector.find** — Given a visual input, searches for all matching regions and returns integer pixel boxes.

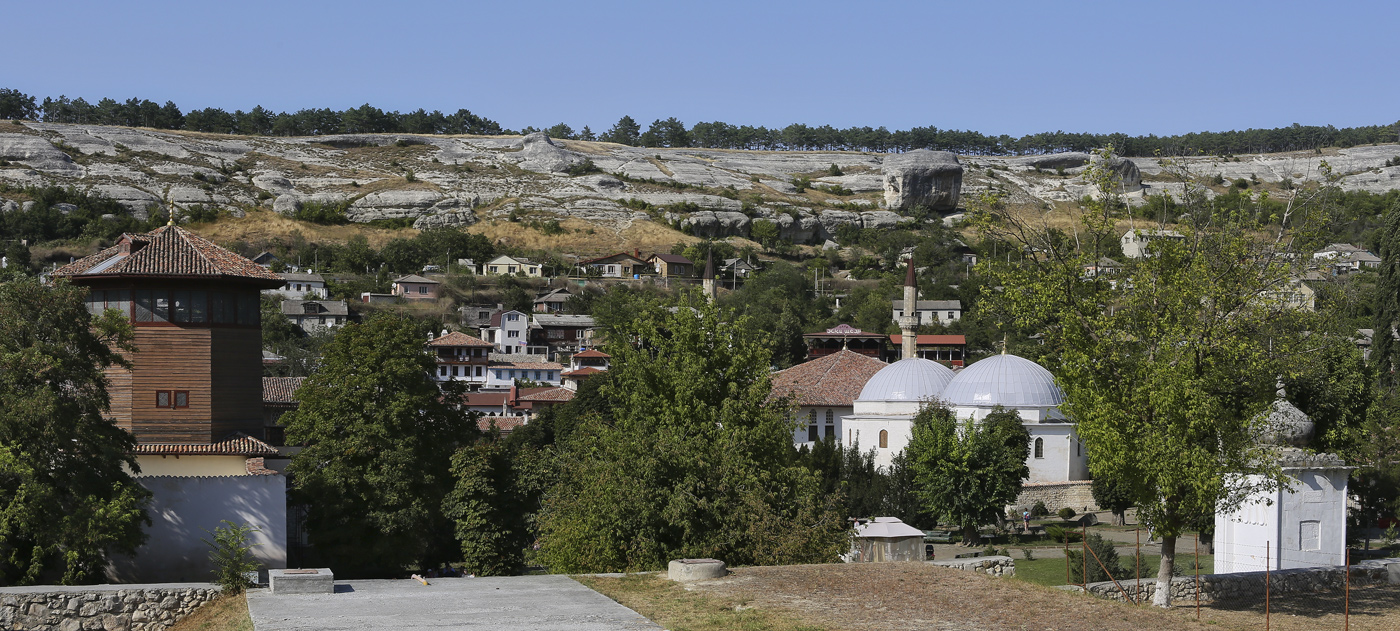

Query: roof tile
[770,349,888,407]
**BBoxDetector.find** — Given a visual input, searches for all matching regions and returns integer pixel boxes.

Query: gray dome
[857,358,955,402]
[1258,383,1314,448]
[942,354,1064,408]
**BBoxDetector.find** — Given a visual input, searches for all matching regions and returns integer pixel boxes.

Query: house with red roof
[770,349,888,446]
[579,251,648,278]
[392,274,440,300]
[803,324,888,360]
[887,334,967,367]
[52,224,287,581]
[428,330,494,386]
[562,349,610,391]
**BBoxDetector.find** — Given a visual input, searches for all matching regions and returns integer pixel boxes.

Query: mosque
[788,265,1093,509]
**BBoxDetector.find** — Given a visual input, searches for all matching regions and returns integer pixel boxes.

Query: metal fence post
[1195,533,1200,621]
[1266,543,1270,631]
[1135,527,1141,605]
[1345,547,1350,631]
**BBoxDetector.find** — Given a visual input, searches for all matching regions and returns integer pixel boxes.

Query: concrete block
[668,559,726,582]
[268,569,334,595]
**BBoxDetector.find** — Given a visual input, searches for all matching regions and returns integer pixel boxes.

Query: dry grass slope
[167,594,252,631]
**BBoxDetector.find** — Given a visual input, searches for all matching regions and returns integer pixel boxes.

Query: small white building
[1121,228,1184,259]
[267,272,327,299]
[482,310,531,353]
[848,517,926,563]
[891,299,962,325]
[1215,389,1351,573]
[484,255,543,277]
[484,359,563,389]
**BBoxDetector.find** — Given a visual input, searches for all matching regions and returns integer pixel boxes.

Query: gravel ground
[688,562,1225,631]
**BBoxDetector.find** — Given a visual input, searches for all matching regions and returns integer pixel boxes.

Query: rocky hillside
[3,121,1400,248]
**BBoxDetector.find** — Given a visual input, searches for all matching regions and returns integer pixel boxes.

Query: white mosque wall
[1027,424,1089,483]
[843,415,915,469]
[791,405,850,446]
[1215,468,1349,573]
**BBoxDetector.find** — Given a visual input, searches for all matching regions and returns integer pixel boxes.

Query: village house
[720,257,758,279]
[481,309,533,353]
[459,302,502,329]
[579,251,648,277]
[267,271,327,299]
[252,251,280,268]
[771,349,887,446]
[281,299,350,333]
[1313,243,1381,274]
[1121,228,1185,258]
[561,349,610,391]
[887,334,967,367]
[531,313,597,357]
[458,385,575,419]
[803,324,887,360]
[533,287,573,312]
[392,274,441,300]
[648,252,694,278]
[484,358,564,389]
[484,254,544,277]
[891,298,963,324]
[52,224,287,582]
[428,330,494,386]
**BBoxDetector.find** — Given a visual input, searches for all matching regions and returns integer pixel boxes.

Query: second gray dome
[856,358,955,402]
[942,354,1065,408]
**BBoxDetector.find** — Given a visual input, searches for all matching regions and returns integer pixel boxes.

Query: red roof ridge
[131,431,280,456]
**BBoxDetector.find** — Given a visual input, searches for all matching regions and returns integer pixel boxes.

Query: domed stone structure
[943,353,1087,485]
[941,353,1065,410]
[1257,383,1315,448]
[842,358,954,468]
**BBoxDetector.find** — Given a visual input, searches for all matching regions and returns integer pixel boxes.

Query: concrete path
[246,574,661,630]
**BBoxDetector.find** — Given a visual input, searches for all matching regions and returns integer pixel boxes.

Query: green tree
[0,88,38,120]
[0,277,150,584]
[974,152,1335,606]
[284,314,476,577]
[906,405,1029,545]
[442,438,530,576]
[1090,476,1135,526]
[538,298,847,572]
[601,115,641,146]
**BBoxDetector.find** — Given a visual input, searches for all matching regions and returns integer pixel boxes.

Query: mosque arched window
[825,409,834,424]
[879,430,888,449]
[1034,437,1044,459]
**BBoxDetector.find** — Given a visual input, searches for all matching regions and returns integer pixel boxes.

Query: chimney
[900,263,918,360]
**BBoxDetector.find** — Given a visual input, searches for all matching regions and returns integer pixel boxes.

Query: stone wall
[0,584,220,631]
[928,555,1016,577]
[1082,558,1400,603]
[1014,481,1097,513]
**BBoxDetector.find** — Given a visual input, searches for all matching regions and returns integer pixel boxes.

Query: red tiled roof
[889,335,967,345]
[52,225,283,284]
[477,416,527,435]
[770,349,888,407]
[650,253,693,265]
[516,387,575,403]
[562,366,604,378]
[131,432,281,456]
[428,331,494,347]
[263,377,304,404]
[463,392,508,407]
[572,349,611,359]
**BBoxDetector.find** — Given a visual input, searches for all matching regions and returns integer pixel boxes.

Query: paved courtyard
[246,574,661,630]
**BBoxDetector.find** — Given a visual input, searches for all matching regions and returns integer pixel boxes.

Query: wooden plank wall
[210,327,266,440]
[127,328,214,444]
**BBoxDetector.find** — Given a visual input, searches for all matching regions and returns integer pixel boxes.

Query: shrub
[1030,500,1049,517]
[1021,547,1035,561]
[204,520,260,594]
[1233,178,1249,189]
[826,163,843,177]
[815,183,853,196]
[564,159,600,176]
[1057,507,1077,520]
[404,169,417,182]
[1210,173,1226,185]
[293,200,350,225]
[791,175,811,193]
[1044,524,1081,544]
[1067,533,1121,584]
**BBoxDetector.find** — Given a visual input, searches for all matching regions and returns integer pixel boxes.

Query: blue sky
[9,0,1397,136]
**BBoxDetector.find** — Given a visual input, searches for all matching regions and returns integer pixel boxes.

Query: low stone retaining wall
[1082,558,1400,603]
[0,583,220,631]
[1014,481,1098,513]
[929,555,1015,577]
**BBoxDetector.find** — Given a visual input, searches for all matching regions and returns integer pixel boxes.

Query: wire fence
[1062,525,1400,630]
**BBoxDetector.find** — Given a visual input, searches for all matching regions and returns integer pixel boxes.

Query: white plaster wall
[108,475,287,583]
[844,416,914,469]
[1027,425,1088,483]
[133,455,248,477]
[1215,469,1349,573]
[791,406,849,446]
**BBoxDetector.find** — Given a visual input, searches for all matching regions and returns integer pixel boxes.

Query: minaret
[900,262,918,360]
[702,251,716,304]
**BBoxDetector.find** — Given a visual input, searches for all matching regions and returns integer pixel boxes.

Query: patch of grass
[168,594,252,631]
[576,573,832,631]
[1012,554,1214,587]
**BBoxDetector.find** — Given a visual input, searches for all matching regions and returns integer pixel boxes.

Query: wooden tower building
[51,225,285,466]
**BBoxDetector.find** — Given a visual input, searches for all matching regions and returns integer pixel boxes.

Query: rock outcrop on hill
[3,121,1400,247]
[881,150,963,211]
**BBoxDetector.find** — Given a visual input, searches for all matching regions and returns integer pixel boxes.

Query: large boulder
[816,209,862,237]
[412,196,480,229]
[347,190,444,222]
[1090,154,1142,191]
[512,133,589,174]
[0,133,80,174]
[1018,152,1091,170]
[252,173,296,195]
[882,150,962,211]
[860,210,903,230]
[680,210,751,238]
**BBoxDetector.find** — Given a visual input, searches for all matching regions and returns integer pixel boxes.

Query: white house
[484,255,543,277]
[484,359,563,389]
[267,272,327,299]
[280,299,349,333]
[891,299,962,325]
[428,331,493,385]
[482,310,531,352]
[1121,228,1184,259]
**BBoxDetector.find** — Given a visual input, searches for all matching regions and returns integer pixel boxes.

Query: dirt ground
[690,562,1223,631]
[1178,584,1400,631]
